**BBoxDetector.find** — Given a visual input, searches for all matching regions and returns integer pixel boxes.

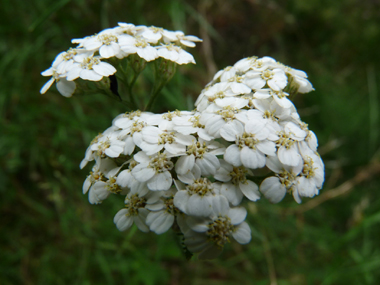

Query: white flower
[175,138,225,177]
[214,160,260,204]
[82,158,118,201]
[173,178,222,217]
[87,166,127,204]
[156,44,195,65]
[146,189,179,234]
[244,68,287,91]
[172,112,214,141]
[260,155,303,203]
[40,67,76,97]
[116,159,143,193]
[184,196,251,259]
[254,88,293,109]
[80,126,120,168]
[80,28,122,58]
[131,151,174,191]
[223,113,276,169]
[285,66,314,93]
[66,54,117,81]
[173,31,202,47]
[213,66,236,82]
[139,126,194,156]
[119,35,158,62]
[294,152,324,202]
[52,48,85,74]
[276,122,307,167]
[201,104,246,139]
[234,56,277,73]
[114,188,162,232]
[90,131,125,159]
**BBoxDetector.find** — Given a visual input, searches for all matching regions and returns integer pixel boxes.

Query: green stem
[144,81,166,112]
[127,71,141,110]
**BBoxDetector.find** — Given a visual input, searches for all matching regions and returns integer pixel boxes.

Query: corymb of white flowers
[41,22,324,260]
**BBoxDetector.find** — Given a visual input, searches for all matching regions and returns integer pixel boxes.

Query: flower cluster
[42,23,324,260]
[80,57,324,259]
[40,23,202,97]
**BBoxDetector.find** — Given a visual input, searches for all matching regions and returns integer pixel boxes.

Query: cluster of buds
[41,23,324,260]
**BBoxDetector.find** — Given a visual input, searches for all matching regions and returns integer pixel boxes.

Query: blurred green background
[1,0,380,284]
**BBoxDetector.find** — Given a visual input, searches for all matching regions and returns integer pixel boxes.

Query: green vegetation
[1,0,380,284]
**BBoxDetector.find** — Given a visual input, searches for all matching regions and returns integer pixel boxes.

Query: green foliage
[1,0,380,284]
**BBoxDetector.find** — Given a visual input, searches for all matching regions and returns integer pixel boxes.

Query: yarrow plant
[41,22,324,260]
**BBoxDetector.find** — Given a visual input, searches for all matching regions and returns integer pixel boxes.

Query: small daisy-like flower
[214,160,260,204]
[131,151,174,191]
[156,44,195,65]
[244,68,287,91]
[294,151,324,202]
[86,165,127,204]
[66,54,117,81]
[222,112,276,169]
[173,31,203,47]
[275,122,307,167]
[254,88,293,109]
[260,155,303,203]
[146,189,180,234]
[79,28,122,58]
[40,67,76,97]
[114,187,162,232]
[119,35,158,62]
[139,126,194,156]
[173,177,222,217]
[173,112,214,141]
[90,131,125,159]
[233,56,277,73]
[284,66,314,94]
[184,196,251,259]
[201,103,246,139]
[83,159,119,203]
[175,138,225,177]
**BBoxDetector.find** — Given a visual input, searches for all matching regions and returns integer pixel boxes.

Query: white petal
[220,120,244,142]
[147,171,172,191]
[114,210,134,231]
[173,189,189,211]
[196,153,220,176]
[137,46,157,62]
[40,77,55,94]
[278,146,301,167]
[239,180,260,201]
[260,177,286,203]
[187,195,213,217]
[228,207,247,225]
[211,195,229,217]
[232,222,251,244]
[56,79,76,97]
[66,66,82,81]
[224,145,242,166]
[82,177,92,194]
[99,43,120,58]
[93,62,117,77]
[175,155,195,175]
[80,69,103,81]
[256,141,276,156]
[132,164,155,182]
[220,183,243,206]
[240,147,266,169]
[146,211,174,234]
